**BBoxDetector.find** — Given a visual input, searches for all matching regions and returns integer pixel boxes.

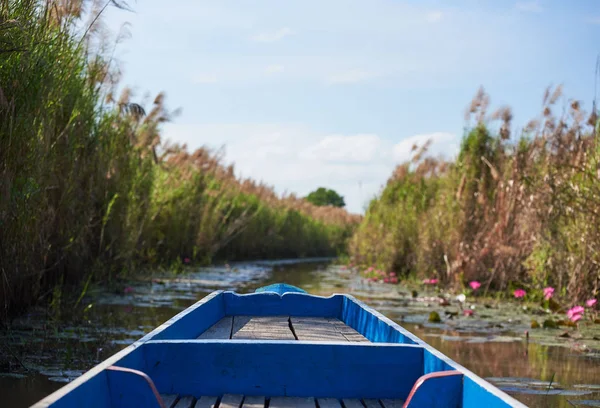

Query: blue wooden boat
[33,284,526,408]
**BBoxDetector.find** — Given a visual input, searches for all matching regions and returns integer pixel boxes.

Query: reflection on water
[1,259,599,407]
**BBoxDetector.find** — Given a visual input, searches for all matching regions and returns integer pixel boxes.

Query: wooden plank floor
[197,316,368,342]
[160,394,403,408]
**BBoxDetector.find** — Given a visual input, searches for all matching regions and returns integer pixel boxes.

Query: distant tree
[305,187,346,208]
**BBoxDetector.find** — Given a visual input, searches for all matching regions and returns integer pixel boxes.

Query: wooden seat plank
[194,396,219,408]
[219,394,244,408]
[362,399,382,408]
[197,316,233,339]
[174,396,196,408]
[242,396,266,407]
[160,394,179,408]
[269,397,316,407]
[317,398,342,408]
[326,318,369,342]
[232,316,295,340]
[342,399,364,408]
[380,399,404,408]
[291,317,369,342]
[291,317,348,342]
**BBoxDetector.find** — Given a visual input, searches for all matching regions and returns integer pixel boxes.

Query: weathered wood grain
[173,396,196,408]
[269,397,316,407]
[232,316,295,340]
[316,398,342,408]
[241,396,265,407]
[291,317,348,342]
[197,316,233,339]
[291,317,369,342]
[219,394,244,408]
[193,396,219,408]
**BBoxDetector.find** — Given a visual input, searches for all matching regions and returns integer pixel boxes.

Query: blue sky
[102,0,600,213]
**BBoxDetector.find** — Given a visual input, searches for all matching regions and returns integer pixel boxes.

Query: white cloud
[326,70,375,84]
[426,11,443,23]
[250,27,293,43]
[515,1,543,13]
[392,132,460,163]
[265,64,285,74]
[162,123,458,213]
[191,73,218,84]
[300,134,382,163]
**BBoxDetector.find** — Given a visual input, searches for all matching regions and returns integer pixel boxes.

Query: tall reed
[350,87,600,300]
[0,0,359,319]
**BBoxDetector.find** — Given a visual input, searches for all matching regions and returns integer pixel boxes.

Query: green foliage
[0,0,357,319]
[305,187,346,208]
[349,87,600,300]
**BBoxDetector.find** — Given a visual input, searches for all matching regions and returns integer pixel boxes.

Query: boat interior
[34,291,520,408]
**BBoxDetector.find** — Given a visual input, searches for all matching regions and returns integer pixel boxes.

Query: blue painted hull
[32,284,527,408]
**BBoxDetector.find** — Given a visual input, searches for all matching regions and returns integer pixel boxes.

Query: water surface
[1,260,599,407]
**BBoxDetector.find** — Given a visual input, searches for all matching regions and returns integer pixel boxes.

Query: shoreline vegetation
[0,0,359,319]
[1,0,598,322]
[350,86,600,309]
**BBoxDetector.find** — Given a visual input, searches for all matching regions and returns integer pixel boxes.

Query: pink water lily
[570,313,583,323]
[463,309,474,317]
[513,289,526,298]
[469,281,481,290]
[543,287,555,300]
[183,257,191,264]
[423,278,439,285]
[390,277,398,284]
[124,286,134,294]
[586,298,597,308]
[367,266,374,272]
[567,306,585,321]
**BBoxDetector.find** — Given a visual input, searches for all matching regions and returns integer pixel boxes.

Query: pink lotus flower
[367,266,374,272]
[570,313,583,323]
[463,309,474,317]
[567,306,585,320]
[390,272,397,277]
[390,277,398,284]
[513,289,526,298]
[469,281,481,290]
[124,286,134,294]
[586,298,597,308]
[423,278,439,285]
[543,287,555,300]
[183,257,191,264]
[383,278,390,283]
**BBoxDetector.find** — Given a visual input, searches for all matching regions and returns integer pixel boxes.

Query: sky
[101,0,600,213]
